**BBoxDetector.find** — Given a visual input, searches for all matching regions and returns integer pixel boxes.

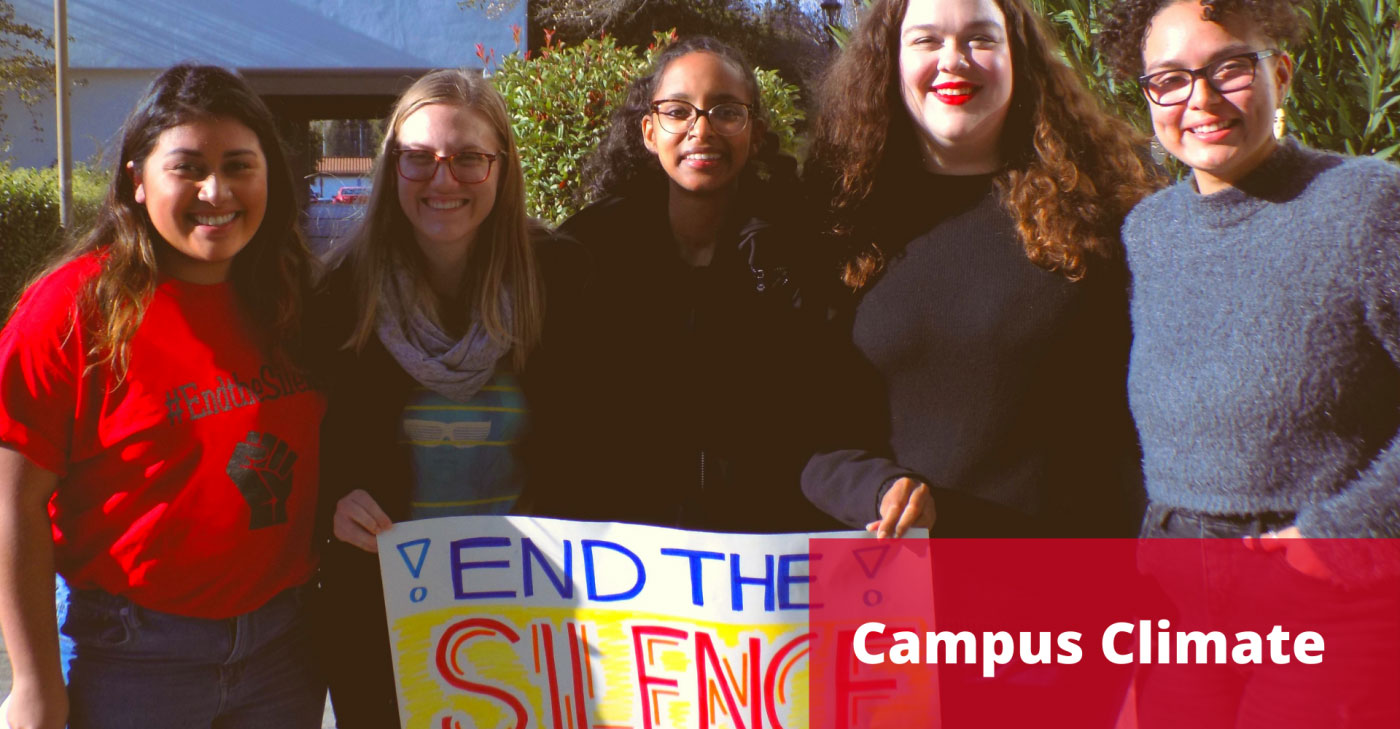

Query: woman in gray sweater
[1099,1,1400,726]
[1101,0,1400,545]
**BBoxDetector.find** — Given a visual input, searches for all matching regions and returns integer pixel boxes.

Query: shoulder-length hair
[332,68,542,372]
[808,0,1166,289]
[580,35,793,204]
[36,63,313,376]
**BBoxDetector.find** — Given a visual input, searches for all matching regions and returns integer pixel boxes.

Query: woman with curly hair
[800,0,1164,539]
[526,36,841,532]
[1101,0,1400,546]
[1095,1,1400,723]
[0,64,323,729]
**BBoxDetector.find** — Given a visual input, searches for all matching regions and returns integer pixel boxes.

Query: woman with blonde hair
[311,67,577,728]
[801,0,1164,539]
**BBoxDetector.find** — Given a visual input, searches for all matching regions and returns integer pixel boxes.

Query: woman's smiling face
[898,0,1015,173]
[131,116,267,284]
[1141,0,1292,193]
[395,102,503,255]
[642,51,762,196]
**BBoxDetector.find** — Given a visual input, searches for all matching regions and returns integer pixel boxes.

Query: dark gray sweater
[1124,139,1400,538]
[803,172,1140,537]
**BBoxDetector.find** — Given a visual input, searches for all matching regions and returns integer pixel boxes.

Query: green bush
[1289,0,1400,160]
[1030,0,1148,129]
[0,163,105,315]
[493,33,652,225]
[491,30,805,225]
[755,66,806,158]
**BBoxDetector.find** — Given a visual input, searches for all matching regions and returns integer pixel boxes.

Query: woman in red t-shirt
[0,64,324,729]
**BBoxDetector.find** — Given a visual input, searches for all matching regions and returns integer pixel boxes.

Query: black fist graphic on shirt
[226,431,298,529]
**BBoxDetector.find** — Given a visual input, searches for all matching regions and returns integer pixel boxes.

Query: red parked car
[332,186,369,204]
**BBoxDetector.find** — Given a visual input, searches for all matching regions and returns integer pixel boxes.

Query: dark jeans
[1135,502,1400,729]
[1139,501,1296,539]
[62,586,324,729]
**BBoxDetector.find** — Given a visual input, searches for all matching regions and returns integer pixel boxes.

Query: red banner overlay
[808,538,1400,729]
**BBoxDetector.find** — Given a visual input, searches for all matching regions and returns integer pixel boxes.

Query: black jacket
[524,180,843,533]
[306,231,586,729]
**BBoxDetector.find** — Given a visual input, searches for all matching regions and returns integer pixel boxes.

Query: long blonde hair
[333,68,542,371]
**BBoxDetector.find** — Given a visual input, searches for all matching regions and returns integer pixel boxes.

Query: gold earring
[1274,107,1286,139]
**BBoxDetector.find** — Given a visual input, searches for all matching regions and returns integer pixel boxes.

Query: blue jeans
[61,586,324,729]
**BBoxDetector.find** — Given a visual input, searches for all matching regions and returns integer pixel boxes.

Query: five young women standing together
[2,0,1398,725]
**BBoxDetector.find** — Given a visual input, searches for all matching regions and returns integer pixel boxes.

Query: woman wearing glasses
[799,0,1163,540]
[525,36,840,532]
[1097,4,1400,724]
[309,68,577,728]
[1098,2,1400,542]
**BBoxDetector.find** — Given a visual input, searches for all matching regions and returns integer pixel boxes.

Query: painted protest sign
[377,516,929,728]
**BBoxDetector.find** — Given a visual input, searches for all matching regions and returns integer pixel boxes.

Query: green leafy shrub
[0,163,105,315]
[1288,0,1400,160]
[755,66,805,158]
[492,32,652,225]
[1030,0,1149,130]
[491,29,805,225]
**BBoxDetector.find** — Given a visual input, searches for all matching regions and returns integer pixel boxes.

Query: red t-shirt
[0,255,325,619]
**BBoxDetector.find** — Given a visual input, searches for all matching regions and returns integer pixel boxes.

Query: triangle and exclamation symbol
[853,543,892,579]
[398,538,432,579]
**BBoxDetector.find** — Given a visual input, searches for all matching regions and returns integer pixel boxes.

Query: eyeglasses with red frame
[393,148,502,183]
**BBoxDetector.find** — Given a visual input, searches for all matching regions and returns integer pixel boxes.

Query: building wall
[2,0,525,167]
[10,0,522,70]
[5,69,159,168]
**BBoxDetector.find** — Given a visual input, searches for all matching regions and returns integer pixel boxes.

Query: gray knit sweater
[1124,139,1400,538]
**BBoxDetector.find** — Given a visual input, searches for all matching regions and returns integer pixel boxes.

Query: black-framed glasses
[394,148,501,183]
[1138,50,1280,106]
[649,99,753,136]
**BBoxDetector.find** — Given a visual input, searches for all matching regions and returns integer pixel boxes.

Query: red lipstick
[932,82,979,106]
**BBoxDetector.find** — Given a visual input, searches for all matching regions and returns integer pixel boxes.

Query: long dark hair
[807,0,1166,289]
[37,63,313,375]
[579,35,797,204]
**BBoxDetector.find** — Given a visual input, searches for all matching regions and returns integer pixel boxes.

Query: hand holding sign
[333,489,393,553]
[871,477,936,539]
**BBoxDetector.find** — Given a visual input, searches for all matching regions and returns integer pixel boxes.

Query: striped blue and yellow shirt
[401,371,526,519]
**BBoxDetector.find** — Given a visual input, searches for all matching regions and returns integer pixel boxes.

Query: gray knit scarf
[375,270,511,403]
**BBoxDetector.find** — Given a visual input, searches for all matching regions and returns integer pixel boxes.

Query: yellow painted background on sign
[392,606,812,729]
